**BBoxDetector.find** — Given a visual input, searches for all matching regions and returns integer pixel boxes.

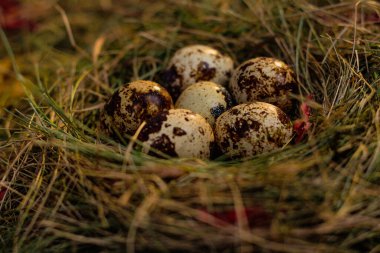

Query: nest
[1,0,380,252]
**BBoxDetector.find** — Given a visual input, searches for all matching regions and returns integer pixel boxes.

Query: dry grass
[1,0,380,252]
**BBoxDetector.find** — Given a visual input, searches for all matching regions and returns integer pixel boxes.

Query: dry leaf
[0,58,24,108]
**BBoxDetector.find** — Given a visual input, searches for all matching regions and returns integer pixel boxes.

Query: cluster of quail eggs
[101,44,298,159]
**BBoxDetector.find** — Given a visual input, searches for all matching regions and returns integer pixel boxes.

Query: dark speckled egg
[229,57,297,113]
[138,109,214,159]
[215,102,293,158]
[175,81,233,127]
[162,45,234,100]
[101,80,173,136]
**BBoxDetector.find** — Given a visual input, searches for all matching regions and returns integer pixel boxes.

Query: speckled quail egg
[215,102,293,158]
[101,80,173,136]
[162,45,234,100]
[229,57,297,113]
[138,109,214,159]
[175,81,234,127]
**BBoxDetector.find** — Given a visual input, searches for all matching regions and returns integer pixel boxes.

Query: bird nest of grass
[1,0,380,252]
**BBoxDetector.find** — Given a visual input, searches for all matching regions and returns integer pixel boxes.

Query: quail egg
[101,80,173,136]
[215,102,293,158]
[162,45,234,100]
[138,109,214,159]
[175,81,234,127]
[229,57,297,113]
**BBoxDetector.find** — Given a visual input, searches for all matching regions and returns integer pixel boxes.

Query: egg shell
[138,109,214,159]
[162,45,234,100]
[229,57,297,113]
[101,80,173,136]
[215,102,293,158]
[175,81,234,127]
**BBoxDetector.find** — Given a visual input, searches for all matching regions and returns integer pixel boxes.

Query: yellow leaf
[0,58,25,108]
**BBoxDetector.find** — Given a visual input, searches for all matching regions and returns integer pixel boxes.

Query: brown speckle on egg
[138,109,214,159]
[173,127,186,136]
[101,80,173,137]
[229,57,298,113]
[210,104,226,118]
[150,134,177,157]
[215,102,293,158]
[191,61,216,81]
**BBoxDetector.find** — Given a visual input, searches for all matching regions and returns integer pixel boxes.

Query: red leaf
[293,94,313,143]
[0,0,19,9]
[0,188,6,201]
[293,120,312,143]
[199,206,271,228]
[0,0,36,31]
[365,13,380,23]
